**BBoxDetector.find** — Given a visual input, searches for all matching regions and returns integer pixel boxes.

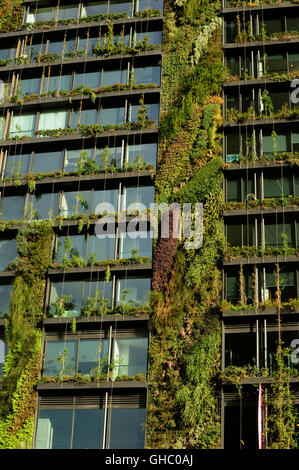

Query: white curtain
[10,114,35,137]
[38,111,68,131]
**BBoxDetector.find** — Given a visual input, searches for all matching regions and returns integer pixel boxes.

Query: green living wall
[146,0,227,449]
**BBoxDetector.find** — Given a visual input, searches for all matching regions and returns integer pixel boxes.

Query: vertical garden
[146,0,227,449]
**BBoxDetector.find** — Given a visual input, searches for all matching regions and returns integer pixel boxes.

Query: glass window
[113,337,148,377]
[226,223,242,246]
[226,56,239,77]
[133,66,161,85]
[71,109,98,128]
[264,221,294,248]
[263,176,292,198]
[72,409,104,449]
[129,102,159,123]
[289,53,299,73]
[32,151,64,174]
[50,281,83,317]
[123,186,154,211]
[78,339,109,375]
[43,340,77,377]
[100,106,125,126]
[286,15,299,32]
[82,280,113,309]
[264,18,284,35]
[136,0,163,12]
[0,195,25,221]
[119,232,152,259]
[265,269,296,302]
[64,148,95,173]
[38,111,68,132]
[116,277,151,306]
[81,1,108,16]
[87,234,116,262]
[26,193,58,220]
[226,132,240,162]
[45,74,72,93]
[225,332,256,367]
[0,239,17,271]
[19,77,41,96]
[46,41,64,56]
[226,20,238,43]
[101,68,127,87]
[0,46,16,61]
[109,0,132,15]
[226,179,240,202]
[55,235,87,263]
[73,72,101,89]
[0,338,8,376]
[57,5,79,21]
[4,153,31,178]
[126,143,157,168]
[60,190,92,217]
[96,146,122,170]
[35,410,73,449]
[26,7,56,24]
[135,30,162,45]
[266,54,287,74]
[93,189,119,214]
[109,408,146,449]
[9,113,36,138]
[0,284,13,317]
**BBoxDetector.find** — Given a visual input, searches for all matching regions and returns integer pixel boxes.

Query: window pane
[64,148,94,173]
[109,0,132,15]
[0,284,13,317]
[10,114,36,138]
[101,106,125,126]
[133,66,161,85]
[73,72,101,89]
[28,193,59,219]
[4,153,31,178]
[32,151,64,174]
[109,408,146,449]
[0,239,17,270]
[56,235,87,263]
[93,189,119,214]
[43,340,77,376]
[0,338,8,376]
[264,176,291,198]
[226,179,240,202]
[117,277,151,306]
[119,232,152,258]
[47,41,64,56]
[50,281,83,317]
[78,339,109,375]
[287,15,299,32]
[19,77,41,96]
[96,146,122,169]
[57,5,79,21]
[266,54,287,74]
[0,196,25,221]
[101,69,127,87]
[123,186,154,211]
[60,190,92,217]
[136,0,163,12]
[225,333,256,367]
[38,111,68,131]
[46,74,72,92]
[129,102,159,123]
[226,224,242,246]
[135,30,162,45]
[289,53,299,73]
[82,1,108,16]
[87,234,116,261]
[82,280,113,308]
[73,409,104,449]
[126,143,157,168]
[113,337,148,377]
[36,410,73,449]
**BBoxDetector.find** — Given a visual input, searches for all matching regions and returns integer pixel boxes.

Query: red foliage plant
[151,209,179,292]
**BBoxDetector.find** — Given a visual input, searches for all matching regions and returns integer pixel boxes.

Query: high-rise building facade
[221,0,299,449]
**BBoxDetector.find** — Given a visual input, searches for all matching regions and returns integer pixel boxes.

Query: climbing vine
[0,220,53,448]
